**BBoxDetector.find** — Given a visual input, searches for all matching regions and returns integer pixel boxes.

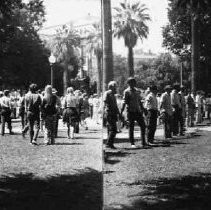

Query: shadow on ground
[0,168,102,210]
[106,173,211,210]
[104,151,131,165]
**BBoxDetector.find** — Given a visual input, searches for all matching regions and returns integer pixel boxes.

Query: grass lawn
[0,121,102,210]
[104,126,211,210]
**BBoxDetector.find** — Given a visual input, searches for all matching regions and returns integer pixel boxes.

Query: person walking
[63,87,79,139]
[80,94,89,130]
[144,85,158,144]
[19,90,27,130]
[160,85,173,140]
[104,81,121,149]
[0,90,14,136]
[121,78,147,148]
[41,85,58,145]
[22,84,41,145]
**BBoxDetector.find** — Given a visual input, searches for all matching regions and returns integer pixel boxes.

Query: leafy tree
[135,53,181,90]
[113,0,150,77]
[0,0,50,89]
[163,0,211,92]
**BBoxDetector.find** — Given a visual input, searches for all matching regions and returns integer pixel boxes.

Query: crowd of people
[1,79,211,148]
[0,84,102,145]
[103,78,211,149]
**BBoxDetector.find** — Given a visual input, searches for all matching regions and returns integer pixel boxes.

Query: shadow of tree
[0,168,102,210]
[106,173,211,210]
[104,151,131,165]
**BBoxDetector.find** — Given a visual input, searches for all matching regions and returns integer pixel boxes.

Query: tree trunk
[191,12,199,93]
[128,46,134,77]
[97,55,102,95]
[102,0,113,92]
[63,66,68,95]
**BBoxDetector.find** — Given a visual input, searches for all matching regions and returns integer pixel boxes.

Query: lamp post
[49,54,56,87]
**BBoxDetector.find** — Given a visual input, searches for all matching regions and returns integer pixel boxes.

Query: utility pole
[102,0,113,92]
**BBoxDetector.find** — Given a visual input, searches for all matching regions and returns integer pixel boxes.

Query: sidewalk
[104,123,211,210]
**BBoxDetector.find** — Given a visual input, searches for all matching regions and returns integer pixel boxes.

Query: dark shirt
[42,94,57,116]
[25,92,41,114]
[104,90,119,116]
[123,87,143,113]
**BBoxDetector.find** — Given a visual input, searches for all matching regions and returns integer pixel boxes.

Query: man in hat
[121,77,147,148]
[160,85,173,140]
[144,85,158,144]
[104,81,121,149]
[0,90,14,135]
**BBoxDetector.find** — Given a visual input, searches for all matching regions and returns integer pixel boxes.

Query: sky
[37,0,169,55]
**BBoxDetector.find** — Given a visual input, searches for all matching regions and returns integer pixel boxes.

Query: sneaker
[9,131,14,135]
[31,140,37,145]
[131,144,137,149]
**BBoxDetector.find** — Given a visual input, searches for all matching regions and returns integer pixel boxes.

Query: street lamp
[48,54,56,87]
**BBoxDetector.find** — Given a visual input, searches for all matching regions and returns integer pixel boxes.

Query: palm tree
[50,25,81,94]
[176,0,211,93]
[102,0,113,91]
[86,23,103,95]
[113,0,150,77]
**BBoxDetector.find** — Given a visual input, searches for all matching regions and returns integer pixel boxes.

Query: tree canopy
[0,0,50,89]
[162,0,211,91]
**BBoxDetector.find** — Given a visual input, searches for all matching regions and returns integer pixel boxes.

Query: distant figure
[0,90,14,136]
[63,87,79,139]
[171,84,181,136]
[160,85,173,140]
[206,93,211,122]
[145,85,158,144]
[185,90,195,127]
[195,91,202,124]
[52,88,61,138]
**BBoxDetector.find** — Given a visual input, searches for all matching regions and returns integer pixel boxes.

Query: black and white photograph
[1,0,211,209]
